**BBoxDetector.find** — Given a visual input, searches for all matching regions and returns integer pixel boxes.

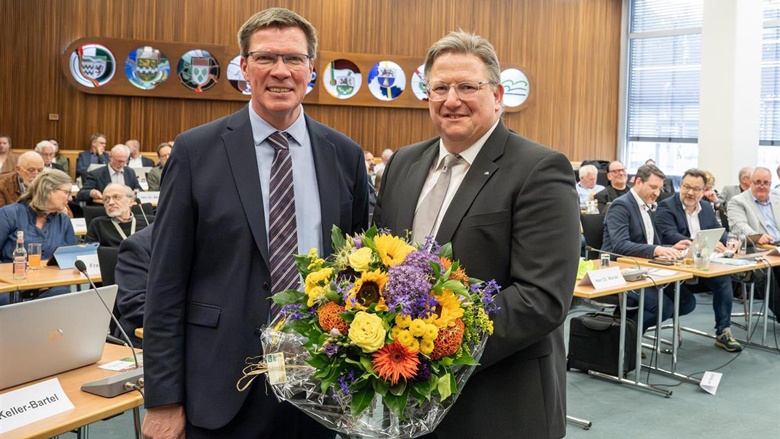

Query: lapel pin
[484,171,489,176]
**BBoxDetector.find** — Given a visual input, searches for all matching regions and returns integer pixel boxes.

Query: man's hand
[757,234,774,245]
[90,189,103,201]
[654,246,682,259]
[672,240,692,251]
[142,404,186,439]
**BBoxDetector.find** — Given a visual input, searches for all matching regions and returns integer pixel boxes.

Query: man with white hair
[374,148,394,174]
[76,144,141,204]
[576,164,605,206]
[35,140,65,171]
[0,151,44,208]
[85,183,153,247]
[125,139,155,168]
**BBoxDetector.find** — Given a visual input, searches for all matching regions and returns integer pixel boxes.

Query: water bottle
[600,252,610,268]
[697,237,710,271]
[12,231,27,280]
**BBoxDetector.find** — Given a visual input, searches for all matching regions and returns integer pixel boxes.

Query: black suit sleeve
[604,199,657,258]
[76,170,99,202]
[115,230,151,346]
[655,200,689,245]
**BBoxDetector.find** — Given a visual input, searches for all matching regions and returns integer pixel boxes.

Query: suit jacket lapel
[435,124,504,244]
[627,195,651,244]
[223,108,270,268]
[306,115,338,256]
[673,196,690,237]
[396,141,439,235]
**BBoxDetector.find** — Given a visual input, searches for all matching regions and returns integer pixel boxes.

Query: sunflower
[372,341,420,385]
[374,234,415,267]
[346,270,389,311]
[432,289,464,328]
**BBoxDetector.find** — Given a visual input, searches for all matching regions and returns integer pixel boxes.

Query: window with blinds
[761,0,780,146]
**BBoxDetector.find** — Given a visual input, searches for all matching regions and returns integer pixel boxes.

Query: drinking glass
[27,243,42,270]
[726,233,739,253]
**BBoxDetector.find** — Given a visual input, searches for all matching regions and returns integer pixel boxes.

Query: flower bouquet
[239,226,499,439]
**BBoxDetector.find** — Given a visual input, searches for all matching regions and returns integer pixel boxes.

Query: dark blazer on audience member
[114,223,153,347]
[76,166,141,203]
[133,156,155,167]
[602,192,659,259]
[595,185,631,212]
[76,151,110,178]
[375,121,580,439]
[655,194,727,245]
[85,214,154,247]
[47,162,65,172]
[143,107,369,431]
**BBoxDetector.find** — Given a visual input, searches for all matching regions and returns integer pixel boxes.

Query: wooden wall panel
[1,0,622,163]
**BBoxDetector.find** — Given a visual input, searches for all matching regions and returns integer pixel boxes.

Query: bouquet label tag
[266,352,287,385]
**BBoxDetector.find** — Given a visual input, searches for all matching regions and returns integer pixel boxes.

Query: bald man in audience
[126,139,155,168]
[0,151,44,208]
[721,166,753,212]
[595,160,631,212]
[35,140,65,171]
[85,183,153,247]
[76,144,141,204]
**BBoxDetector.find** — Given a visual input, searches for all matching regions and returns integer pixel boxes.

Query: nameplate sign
[700,371,722,395]
[137,191,159,205]
[0,378,74,434]
[578,266,626,289]
[75,254,101,278]
[71,217,87,235]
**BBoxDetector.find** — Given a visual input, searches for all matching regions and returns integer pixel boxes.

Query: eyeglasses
[425,81,493,102]
[22,167,44,174]
[104,195,131,202]
[608,168,627,175]
[681,184,703,193]
[752,180,772,187]
[246,51,311,69]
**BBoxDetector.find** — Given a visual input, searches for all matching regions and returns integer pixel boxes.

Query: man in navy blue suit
[75,133,110,179]
[142,8,369,439]
[603,164,696,333]
[656,168,742,352]
[76,144,141,204]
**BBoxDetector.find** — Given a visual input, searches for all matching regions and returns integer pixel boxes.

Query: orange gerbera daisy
[372,341,420,385]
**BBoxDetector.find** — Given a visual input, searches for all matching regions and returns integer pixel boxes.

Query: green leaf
[331,225,346,252]
[437,373,452,401]
[373,378,389,396]
[451,349,479,366]
[293,254,312,277]
[363,225,378,239]
[272,289,305,305]
[389,381,406,396]
[439,242,453,259]
[359,356,375,373]
[325,289,342,302]
[351,386,375,417]
[383,391,409,420]
[442,279,468,295]
[307,355,329,369]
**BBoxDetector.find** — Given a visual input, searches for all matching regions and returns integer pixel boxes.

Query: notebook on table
[0,285,118,390]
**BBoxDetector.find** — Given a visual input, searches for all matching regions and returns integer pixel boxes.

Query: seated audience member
[721,166,752,212]
[0,134,18,174]
[35,140,65,171]
[114,223,153,347]
[375,148,393,174]
[85,183,153,247]
[655,169,742,351]
[702,170,725,218]
[50,139,70,174]
[0,170,75,305]
[727,166,780,320]
[595,160,632,212]
[76,132,110,179]
[774,164,780,194]
[146,142,171,191]
[126,139,155,168]
[0,151,44,208]
[602,164,696,332]
[364,150,376,185]
[576,164,605,206]
[77,144,141,204]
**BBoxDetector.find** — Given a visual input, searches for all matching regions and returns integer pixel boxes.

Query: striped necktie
[267,131,298,316]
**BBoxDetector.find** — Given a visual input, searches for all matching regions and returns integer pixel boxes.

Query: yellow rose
[348,247,373,272]
[348,311,387,353]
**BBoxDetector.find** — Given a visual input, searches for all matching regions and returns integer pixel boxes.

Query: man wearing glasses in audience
[85,183,153,247]
[76,144,141,205]
[595,160,631,212]
[655,168,743,352]
[0,151,44,208]
[35,140,65,171]
[727,167,780,322]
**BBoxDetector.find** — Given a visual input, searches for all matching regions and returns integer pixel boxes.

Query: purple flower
[280,304,304,321]
[422,235,441,254]
[384,264,434,318]
[338,370,356,395]
[324,343,339,357]
[411,356,432,382]
[352,237,363,249]
[401,250,441,276]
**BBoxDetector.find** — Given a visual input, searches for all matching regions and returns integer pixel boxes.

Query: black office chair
[580,212,606,260]
[83,205,107,231]
[97,246,120,340]
[131,202,154,216]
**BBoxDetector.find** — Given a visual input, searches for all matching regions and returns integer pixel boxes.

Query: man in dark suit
[375,31,579,439]
[76,144,141,204]
[655,168,742,351]
[114,222,153,347]
[142,8,369,439]
[35,140,65,171]
[76,132,110,179]
[602,164,696,332]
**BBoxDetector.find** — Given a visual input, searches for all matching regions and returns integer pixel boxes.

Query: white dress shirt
[630,188,655,245]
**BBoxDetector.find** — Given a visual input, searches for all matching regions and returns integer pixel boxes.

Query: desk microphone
[585,246,648,281]
[134,198,150,226]
[75,259,144,398]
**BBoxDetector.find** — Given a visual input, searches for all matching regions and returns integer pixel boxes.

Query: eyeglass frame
[608,168,627,175]
[680,183,704,193]
[752,179,772,187]
[425,80,495,102]
[245,51,311,69]
[103,194,133,203]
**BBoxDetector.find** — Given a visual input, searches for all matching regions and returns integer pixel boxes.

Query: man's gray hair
[34,140,55,153]
[578,164,597,179]
[111,144,130,157]
[237,8,318,59]
[423,30,501,86]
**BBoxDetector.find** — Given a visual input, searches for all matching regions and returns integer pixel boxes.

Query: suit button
[254,327,262,337]
[262,282,269,290]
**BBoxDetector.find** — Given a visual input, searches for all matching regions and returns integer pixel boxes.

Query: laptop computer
[0,285,118,390]
[692,227,725,256]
